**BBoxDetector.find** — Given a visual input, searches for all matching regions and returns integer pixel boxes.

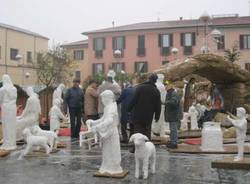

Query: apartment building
[61,39,90,84]
[0,23,49,85]
[82,14,250,76]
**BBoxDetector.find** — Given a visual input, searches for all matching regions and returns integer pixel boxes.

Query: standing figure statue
[50,99,67,135]
[0,74,17,150]
[86,90,124,175]
[188,104,199,130]
[52,83,65,106]
[16,87,41,140]
[227,107,248,161]
[153,74,167,137]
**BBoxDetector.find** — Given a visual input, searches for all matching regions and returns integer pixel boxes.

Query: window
[112,36,125,51]
[137,35,145,56]
[158,34,173,56]
[240,35,250,49]
[162,60,169,65]
[10,48,19,60]
[135,62,148,73]
[73,50,84,60]
[75,71,81,79]
[245,63,250,71]
[93,63,104,75]
[217,36,225,50]
[112,63,125,73]
[181,33,195,55]
[93,38,105,58]
[27,51,32,63]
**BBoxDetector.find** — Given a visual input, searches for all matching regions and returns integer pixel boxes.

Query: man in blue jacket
[64,78,84,139]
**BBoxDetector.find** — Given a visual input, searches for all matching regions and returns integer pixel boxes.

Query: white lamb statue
[49,99,67,135]
[227,107,248,161]
[21,128,50,156]
[31,125,57,150]
[129,133,156,179]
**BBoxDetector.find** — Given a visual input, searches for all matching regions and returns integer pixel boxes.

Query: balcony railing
[137,48,146,57]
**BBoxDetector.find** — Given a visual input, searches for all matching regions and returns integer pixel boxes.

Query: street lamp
[200,12,211,54]
[15,54,25,85]
[171,47,179,61]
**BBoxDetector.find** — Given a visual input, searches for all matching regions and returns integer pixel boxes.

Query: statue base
[0,149,10,157]
[211,157,250,170]
[151,136,169,145]
[94,170,129,178]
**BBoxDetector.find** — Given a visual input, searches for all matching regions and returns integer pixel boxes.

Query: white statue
[52,83,65,106]
[227,107,248,161]
[16,87,41,140]
[201,121,224,151]
[153,73,168,137]
[188,104,199,130]
[86,90,123,174]
[49,99,67,135]
[180,112,190,130]
[21,128,50,156]
[0,74,17,150]
[31,125,58,150]
[129,133,156,179]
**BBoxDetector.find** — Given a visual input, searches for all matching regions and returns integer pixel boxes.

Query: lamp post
[200,12,211,54]
[15,54,25,85]
[171,47,179,61]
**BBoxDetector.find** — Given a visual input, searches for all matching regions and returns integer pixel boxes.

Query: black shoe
[166,144,178,149]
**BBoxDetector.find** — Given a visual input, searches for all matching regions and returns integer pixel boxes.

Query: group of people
[64,73,182,149]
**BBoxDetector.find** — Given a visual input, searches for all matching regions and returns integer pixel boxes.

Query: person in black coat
[128,74,161,140]
[64,78,84,139]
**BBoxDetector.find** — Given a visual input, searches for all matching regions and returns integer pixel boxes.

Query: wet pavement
[0,137,250,184]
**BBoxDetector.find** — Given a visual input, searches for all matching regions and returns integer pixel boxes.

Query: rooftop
[0,22,49,40]
[61,39,88,47]
[82,16,250,35]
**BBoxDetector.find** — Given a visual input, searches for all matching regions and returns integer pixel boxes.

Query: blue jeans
[169,122,178,145]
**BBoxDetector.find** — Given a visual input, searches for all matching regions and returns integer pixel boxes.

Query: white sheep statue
[129,133,156,179]
[22,128,50,156]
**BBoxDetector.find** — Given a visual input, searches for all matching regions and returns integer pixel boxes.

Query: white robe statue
[188,104,199,130]
[52,83,65,105]
[227,107,248,161]
[0,74,17,150]
[87,90,123,174]
[16,87,41,140]
[50,98,67,135]
[153,74,168,136]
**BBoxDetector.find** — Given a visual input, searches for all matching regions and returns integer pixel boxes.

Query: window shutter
[112,37,116,50]
[144,62,148,73]
[122,63,125,71]
[92,64,96,75]
[102,63,105,73]
[103,38,106,49]
[180,33,184,46]
[221,36,225,49]
[169,34,173,47]
[93,38,96,50]
[158,34,162,47]
[123,36,126,49]
[192,32,196,46]
[134,62,138,73]
[240,35,244,49]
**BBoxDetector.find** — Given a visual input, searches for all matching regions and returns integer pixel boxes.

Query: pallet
[178,130,201,139]
[168,144,250,154]
[151,137,169,145]
[0,149,10,157]
[93,170,129,178]
[57,142,67,148]
[211,157,250,170]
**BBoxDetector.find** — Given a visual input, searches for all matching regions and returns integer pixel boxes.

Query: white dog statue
[22,128,50,156]
[129,133,156,179]
[31,125,57,150]
[227,107,248,161]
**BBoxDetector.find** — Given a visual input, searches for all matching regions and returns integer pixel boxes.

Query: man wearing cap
[128,74,161,140]
[64,78,84,139]
[164,81,181,149]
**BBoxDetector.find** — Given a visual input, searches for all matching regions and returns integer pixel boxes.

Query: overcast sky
[0,0,249,45]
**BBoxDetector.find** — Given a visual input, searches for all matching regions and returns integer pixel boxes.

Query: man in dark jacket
[64,78,84,139]
[164,82,182,149]
[128,74,161,140]
[117,83,135,143]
